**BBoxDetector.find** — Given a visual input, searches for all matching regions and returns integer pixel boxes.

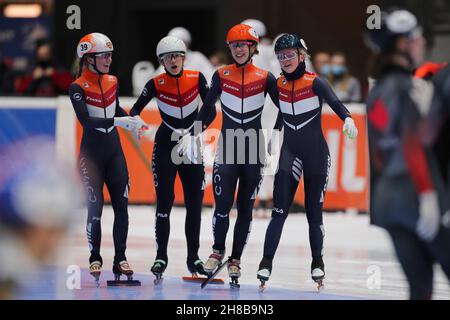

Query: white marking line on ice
[337,260,400,267]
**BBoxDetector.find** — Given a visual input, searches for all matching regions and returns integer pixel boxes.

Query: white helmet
[77,32,113,58]
[156,36,187,59]
[241,19,267,38]
[168,27,192,45]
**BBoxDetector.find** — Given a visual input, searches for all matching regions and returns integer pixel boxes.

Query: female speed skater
[130,36,212,282]
[178,23,280,287]
[69,33,146,285]
[256,34,358,290]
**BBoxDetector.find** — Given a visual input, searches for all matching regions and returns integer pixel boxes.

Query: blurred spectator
[154,27,214,84]
[209,51,229,69]
[313,52,331,79]
[0,51,16,95]
[328,52,361,102]
[132,61,155,97]
[15,39,73,96]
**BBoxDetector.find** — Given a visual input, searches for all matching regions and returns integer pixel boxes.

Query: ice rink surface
[15,206,450,300]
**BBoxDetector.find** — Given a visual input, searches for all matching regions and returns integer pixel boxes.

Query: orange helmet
[226,24,259,44]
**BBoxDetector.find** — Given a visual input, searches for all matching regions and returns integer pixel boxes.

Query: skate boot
[107,260,141,287]
[187,258,208,276]
[311,257,325,291]
[89,261,102,287]
[203,250,225,275]
[151,258,167,284]
[113,260,134,280]
[257,257,272,291]
[227,258,241,289]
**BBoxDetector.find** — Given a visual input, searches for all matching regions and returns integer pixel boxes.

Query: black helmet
[364,9,422,54]
[274,33,308,53]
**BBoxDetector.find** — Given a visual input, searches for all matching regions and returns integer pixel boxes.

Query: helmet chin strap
[282,54,306,81]
[231,46,254,67]
[88,56,107,75]
[234,56,252,67]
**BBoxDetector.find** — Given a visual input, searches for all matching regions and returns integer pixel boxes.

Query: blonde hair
[299,49,310,60]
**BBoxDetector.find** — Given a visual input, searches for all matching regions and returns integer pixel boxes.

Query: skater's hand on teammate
[114,116,149,141]
[417,190,441,242]
[176,134,201,164]
[114,116,141,130]
[176,133,192,155]
[131,116,149,141]
[343,117,358,139]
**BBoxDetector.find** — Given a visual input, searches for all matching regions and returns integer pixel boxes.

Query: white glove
[416,190,441,242]
[267,138,273,156]
[131,115,149,141]
[114,117,140,130]
[132,115,147,128]
[176,134,200,164]
[343,117,358,139]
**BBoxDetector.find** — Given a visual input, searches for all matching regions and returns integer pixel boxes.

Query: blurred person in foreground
[0,136,82,299]
[425,63,450,199]
[365,8,450,299]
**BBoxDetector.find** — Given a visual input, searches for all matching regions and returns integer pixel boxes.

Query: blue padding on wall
[0,109,56,148]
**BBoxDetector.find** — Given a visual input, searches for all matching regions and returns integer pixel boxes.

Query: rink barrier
[0,96,369,212]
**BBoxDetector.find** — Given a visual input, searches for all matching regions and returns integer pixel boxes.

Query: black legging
[211,161,262,260]
[79,130,129,265]
[262,139,329,261]
[152,125,205,264]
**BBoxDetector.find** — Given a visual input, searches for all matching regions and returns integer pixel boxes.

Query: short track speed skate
[201,259,228,289]
[182,259,224,284]
[227,258,241,289]
[151,258,167,285]
[89,261,102,287]
[257,257,272,292]
[107,261,141,287]
[311,257,325,291]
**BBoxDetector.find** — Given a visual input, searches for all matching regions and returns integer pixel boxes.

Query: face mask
[320,64,330,76]
[37,59,52,69]
[331,65,347,77]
